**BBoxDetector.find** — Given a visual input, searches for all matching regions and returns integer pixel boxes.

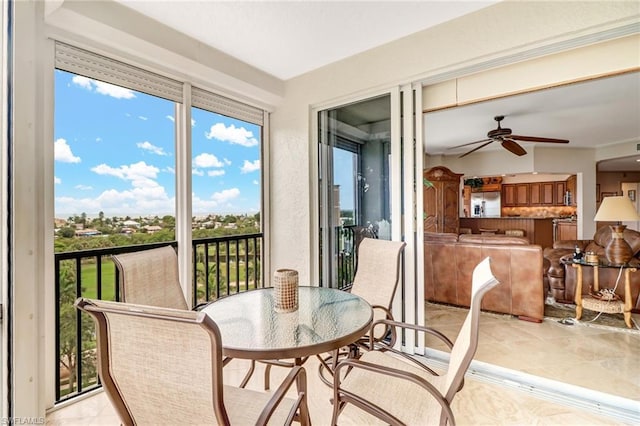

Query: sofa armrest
[553,240,590,250]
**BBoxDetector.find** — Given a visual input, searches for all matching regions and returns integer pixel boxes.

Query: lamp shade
[593,195,639,265]
[594,196,640,222]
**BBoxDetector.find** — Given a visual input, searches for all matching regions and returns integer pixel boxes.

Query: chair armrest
[256,366,309,426]
[333,357,454,425]
[364,319,453,375]
[370,318,454,351]
[356,304,394,350]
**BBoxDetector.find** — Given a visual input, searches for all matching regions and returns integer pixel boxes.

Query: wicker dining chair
[75,298,311,426]
[111,245,190,310]
[330,256,499,426]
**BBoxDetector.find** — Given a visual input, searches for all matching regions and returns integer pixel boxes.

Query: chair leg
[317,345,362,387]
[239,360,256,388]
[316,349,339,387]
[264,363,272,390]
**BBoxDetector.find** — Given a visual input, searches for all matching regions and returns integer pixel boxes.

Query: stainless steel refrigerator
[471,191,501,217]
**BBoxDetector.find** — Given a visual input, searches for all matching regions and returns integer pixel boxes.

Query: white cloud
[72,75,136,99]
[138,116,148,121]
[205,123,258,147]
[72,75,92,90]
[208,170,225,177]
[96,137,102,143]
[164,166,175,174]
[75,184,93,190]
[192,169,204,176]
[56,171,174,216]
[91,161,159,190]
[54,138,81,163]
[192,118,196,127]
[212,188,240,203]
[54,176,61,184]
[137,141,168,156]
[224,158,232,165]
[241,159,260,173]
[192,196,219,213]
[193,153,224,168]
[253,180,259,185]
[190,189,239,214]
[166,115,175,122]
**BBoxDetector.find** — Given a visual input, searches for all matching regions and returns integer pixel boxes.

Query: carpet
[544,300,638,331]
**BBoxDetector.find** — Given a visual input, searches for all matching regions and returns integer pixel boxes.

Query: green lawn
[79,260,117,301]
[76,257,259,302]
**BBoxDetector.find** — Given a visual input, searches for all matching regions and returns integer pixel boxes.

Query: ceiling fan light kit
[450,115,570,158]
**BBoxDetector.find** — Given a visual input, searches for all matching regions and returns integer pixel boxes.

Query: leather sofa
[543,226,640,304]
[424,232,545,322]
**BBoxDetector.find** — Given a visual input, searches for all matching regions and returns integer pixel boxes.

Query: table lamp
[593,195,640,265]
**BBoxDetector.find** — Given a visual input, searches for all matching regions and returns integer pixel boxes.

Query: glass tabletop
[201,286,373,360]
[567,258,640,269]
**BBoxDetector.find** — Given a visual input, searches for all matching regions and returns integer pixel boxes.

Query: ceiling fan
[449,115,569,158]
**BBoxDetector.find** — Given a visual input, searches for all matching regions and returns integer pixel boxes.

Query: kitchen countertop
[460,216,556,220]
[553,217,577,222]
[459,216,555,247]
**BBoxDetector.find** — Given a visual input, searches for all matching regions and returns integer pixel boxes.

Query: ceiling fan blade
[510,134,569,144]
[447,138,492,150]
[501,139,527,156]
[459,140,494,158]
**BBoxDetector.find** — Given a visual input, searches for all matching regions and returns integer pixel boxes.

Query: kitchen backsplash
[501,206,577,218]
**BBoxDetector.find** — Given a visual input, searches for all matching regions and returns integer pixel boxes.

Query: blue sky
[54,70,261,218]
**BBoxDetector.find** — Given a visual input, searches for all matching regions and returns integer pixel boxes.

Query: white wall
[621,182,640,231]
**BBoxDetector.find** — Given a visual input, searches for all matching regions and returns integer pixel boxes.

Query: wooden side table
[571,260,637,328]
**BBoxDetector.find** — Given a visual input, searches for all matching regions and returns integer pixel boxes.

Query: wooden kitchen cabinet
[540,182,555,205]
[503,177,576,208]
[566,174,577,206]
[529,183,541,205]
[556,221,577,240]
[502,184,516,206]
[502,183,529,206]
[515,184,529,206]
[462,185,471,217]
[555,181,567,206]
[424,166,462,233]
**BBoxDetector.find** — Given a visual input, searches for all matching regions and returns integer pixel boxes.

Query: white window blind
[192,87,263,126]
[55,42,265,125]
[55,42,183,102]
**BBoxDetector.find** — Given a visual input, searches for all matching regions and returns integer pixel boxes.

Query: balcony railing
[54,234,262,403]
[334,225,373,290]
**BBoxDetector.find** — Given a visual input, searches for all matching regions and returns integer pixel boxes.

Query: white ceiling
[113,0,639,172]
[115,0,498,80]
[424,72,640,171]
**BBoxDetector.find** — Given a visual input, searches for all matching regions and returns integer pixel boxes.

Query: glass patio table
[201,286,373,362]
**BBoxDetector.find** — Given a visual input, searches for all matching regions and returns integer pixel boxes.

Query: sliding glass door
[317,94,393,288]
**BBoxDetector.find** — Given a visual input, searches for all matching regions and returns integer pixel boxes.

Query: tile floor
[46,303,640,425]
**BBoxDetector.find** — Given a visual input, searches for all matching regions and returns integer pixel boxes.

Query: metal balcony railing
[54,234,262,403]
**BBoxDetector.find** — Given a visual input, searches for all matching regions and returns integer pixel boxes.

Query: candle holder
[273,269,299,313]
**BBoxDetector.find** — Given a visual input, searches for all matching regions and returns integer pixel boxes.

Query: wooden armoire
[423,166,462,234]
